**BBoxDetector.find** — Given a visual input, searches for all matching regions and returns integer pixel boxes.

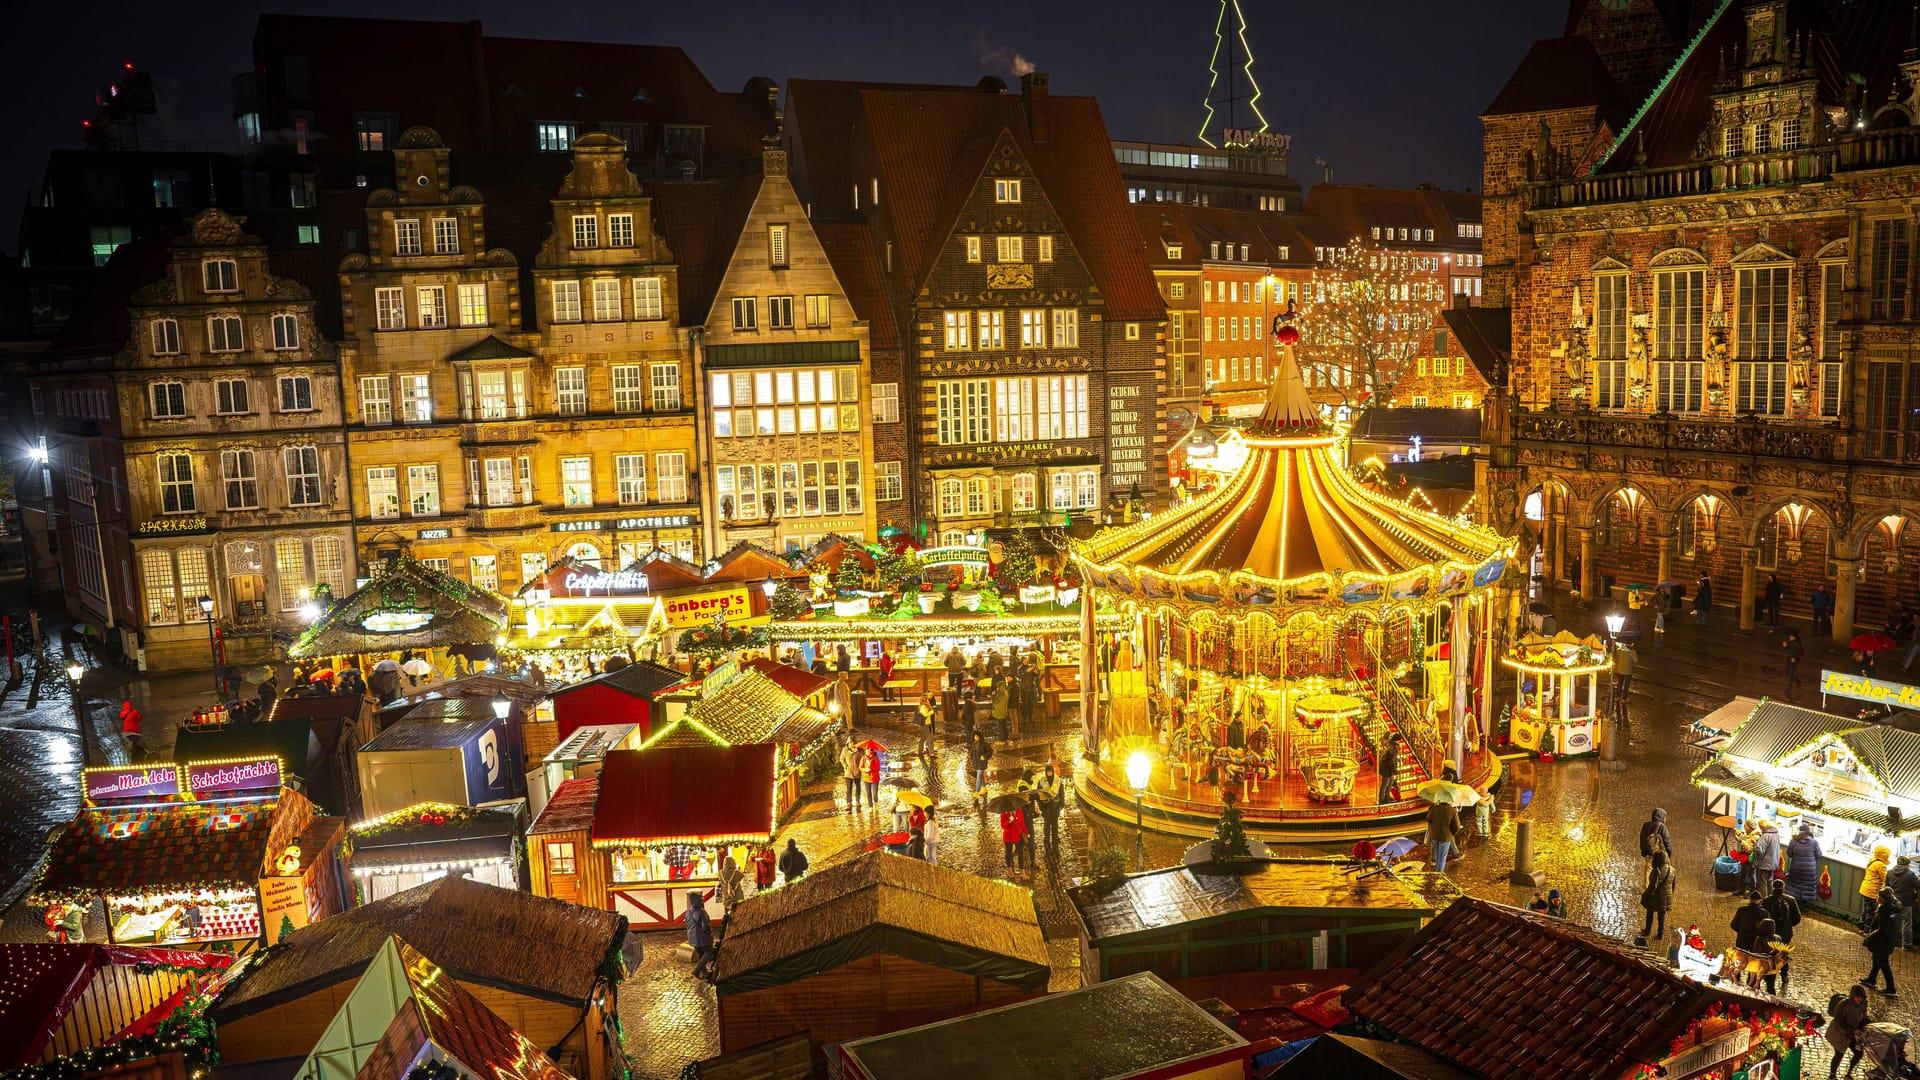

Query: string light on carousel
[1071,305,1517,840]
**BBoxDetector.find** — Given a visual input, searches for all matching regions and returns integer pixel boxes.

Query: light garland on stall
[765,614,1123,641]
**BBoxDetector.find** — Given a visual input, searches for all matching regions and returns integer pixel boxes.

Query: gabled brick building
[787,74,1167,538]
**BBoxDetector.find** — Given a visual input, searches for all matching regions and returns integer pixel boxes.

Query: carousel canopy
[290,556,509,659]
[1076,350,1511,611]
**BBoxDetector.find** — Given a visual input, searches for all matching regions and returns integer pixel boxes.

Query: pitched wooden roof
[36,792,313,899]
[591,746,776,847]
[816,223,899,351]
[529,778,600,837]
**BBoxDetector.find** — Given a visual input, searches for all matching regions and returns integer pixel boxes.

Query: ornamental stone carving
[985,264,1035,290]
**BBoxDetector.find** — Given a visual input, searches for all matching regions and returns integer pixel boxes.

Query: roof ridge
[1597,0,1739,168]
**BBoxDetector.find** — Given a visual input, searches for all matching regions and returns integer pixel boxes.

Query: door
[231,574,267,624]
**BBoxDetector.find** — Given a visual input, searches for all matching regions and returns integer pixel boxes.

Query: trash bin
[1600,573,1615,599]
[1713,855,1744,892]
[850,689,868,727]
[941,687,960,727]
[1045,687,1061,719]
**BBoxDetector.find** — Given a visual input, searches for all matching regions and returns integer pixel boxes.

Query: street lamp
[761,576,778,599]
[197,595,223,700]
[1125,751,1152,871]
[1604,608,1626,640]
[65,660,90,767]
[490,693,512,722]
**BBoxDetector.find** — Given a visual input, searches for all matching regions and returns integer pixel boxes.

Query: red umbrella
[855,739,888,752]
[307,668,335,682]
[1850,632,1898,653]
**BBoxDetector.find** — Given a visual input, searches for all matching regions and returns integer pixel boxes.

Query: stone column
[1739,547,1759,631]
[1834,557,1860,645]
[1573,526,1595,600]
[1654,526,1674,587]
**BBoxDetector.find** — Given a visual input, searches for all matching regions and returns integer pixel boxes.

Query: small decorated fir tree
[277,915,297,943]
[999,533,1039,589]
[769,583,810,620]
[835,556,865,596]
[1210,789,1251,863]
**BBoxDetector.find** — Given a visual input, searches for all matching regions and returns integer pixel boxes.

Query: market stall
[341,799,526,905]
[528,745,777,929]
[1501,631,1611,758]
[530,723,642,818]
[172,695,376,821]
[1694,698,1920,914]
[1070,346,1515,840]
[548,659,692,742]
[684,659,835,817]
[355,704,526,819]
[35,757,345,949]
[287,555,510,677]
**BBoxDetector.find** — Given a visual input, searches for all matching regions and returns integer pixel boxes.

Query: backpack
[1830,992,1849,1018]
[1640,824,1657,857]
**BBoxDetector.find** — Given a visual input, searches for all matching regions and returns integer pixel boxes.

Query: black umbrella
[883,776,919,789]
[448,642,498,662]
[983,792,1029,814]
[1528,602,1554,616]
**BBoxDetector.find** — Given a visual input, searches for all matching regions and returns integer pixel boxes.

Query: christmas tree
[999,532,1039,589]
[769,583,810,620]
[835,555,866,596]
[1210,789,1251,862]
[277,915,297,943]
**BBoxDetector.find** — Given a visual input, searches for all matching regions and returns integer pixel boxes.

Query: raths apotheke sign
[83,757,281,803]
[1821,669,1920,708]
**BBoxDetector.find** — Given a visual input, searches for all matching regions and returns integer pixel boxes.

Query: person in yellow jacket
[1861,845,1892,927]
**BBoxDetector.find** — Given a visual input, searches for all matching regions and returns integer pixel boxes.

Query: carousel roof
[290,556,510,659]
[1077,350,1510,600]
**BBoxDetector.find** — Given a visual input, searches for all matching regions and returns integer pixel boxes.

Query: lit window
[651,362,681,411]
[876,460,903,502]
[944,311,972,350]
[805,294,831,328]
[458,283,488,326]
[997,236,1022,262]
[572,215,599,249]
[537,122,576,152]
[591,279,622,321]
[432,218,459,254]
[556,368,587,415]
[608,213,634,248]
[769,224,788,267]
[994,179,1022,203]
[552,281,583,323]
[417,286,447,328]
[633,277,664,320]
[368,466,400,519]
[1038,236,1054,262]
[966,236,982,263]
[562,457,593,507]
[360,376,391,425]
[612,365,645,412]
[616,454,647,504]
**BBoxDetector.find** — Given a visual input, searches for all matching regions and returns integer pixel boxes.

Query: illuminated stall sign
[662,586,753,628]
[921,546,991,569]
[1821,670,1920,709]
[86,766,181,803]
[136,516,210,537]
[188,758,281,798]
[555,569,651,598]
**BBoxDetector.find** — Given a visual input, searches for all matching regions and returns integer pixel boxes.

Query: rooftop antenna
[1197,0,1268,148]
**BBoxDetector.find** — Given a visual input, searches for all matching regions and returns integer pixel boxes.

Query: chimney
[1021,71,1049,143]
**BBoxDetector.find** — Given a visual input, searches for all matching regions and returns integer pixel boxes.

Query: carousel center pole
[1450,600,1470,771]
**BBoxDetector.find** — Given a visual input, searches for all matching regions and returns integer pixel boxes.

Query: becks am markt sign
[1821,669,1920,709]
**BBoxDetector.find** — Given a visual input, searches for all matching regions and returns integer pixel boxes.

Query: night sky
[0,0,1563,249]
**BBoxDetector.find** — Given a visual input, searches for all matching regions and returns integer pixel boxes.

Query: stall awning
[1691,696,1763,753]
[1695,760,1914,835]
[349,835,514,873]
[591,746,776,848]
[290,556,509,659]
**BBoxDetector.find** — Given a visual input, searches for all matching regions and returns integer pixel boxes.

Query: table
[882,679,914,703]
[1710,814,1738,856]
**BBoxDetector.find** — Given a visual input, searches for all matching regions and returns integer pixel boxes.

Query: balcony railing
[1525,127,1920,211]
[1513,408,1842,462]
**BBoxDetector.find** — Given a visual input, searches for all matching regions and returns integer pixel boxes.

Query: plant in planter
[1086,847,1130,896]
[1209,789,1252,864]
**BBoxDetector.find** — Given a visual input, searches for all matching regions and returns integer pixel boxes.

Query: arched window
[566,542,602,569]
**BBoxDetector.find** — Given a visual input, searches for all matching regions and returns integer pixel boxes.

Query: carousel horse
[1169,725,1193,783]
[1246,723,1275,795]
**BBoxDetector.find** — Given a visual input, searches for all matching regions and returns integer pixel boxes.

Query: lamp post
[66,660,90,767]
[491,693,512,722]
[197,595,222,699]
[761,576,777,600]
[1125,750,1152,871]
[1601,609,1628,772]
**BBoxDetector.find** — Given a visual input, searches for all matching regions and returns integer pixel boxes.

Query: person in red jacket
[751,844,778,892]
[119,702,143,759]
[1000,808,1029,873]
[863,744,882,807]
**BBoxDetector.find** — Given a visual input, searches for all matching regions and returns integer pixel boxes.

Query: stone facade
[699,148,877,554]
[119,208,353,670]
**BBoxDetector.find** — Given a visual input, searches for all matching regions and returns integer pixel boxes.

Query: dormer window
[393,219,422,256]
[1165,244,1182,260]
[573,215,599,250]
[202,259,238,293]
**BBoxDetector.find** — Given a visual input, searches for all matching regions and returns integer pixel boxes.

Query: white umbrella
[402,658,434,676]
[373,658,401,673]
[1415,778,1481,806]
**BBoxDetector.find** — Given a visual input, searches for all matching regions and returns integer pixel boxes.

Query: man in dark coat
[1424,802,1461,874]
[1694,575,1714,627]
[1782,630,1805,694]
[685,893,715,981]
[1890,855,1920,948]
[1864,887,1901,996]
[1639,808,1673,860]
[1376,740,1399,806]
[776,839,809,884]
[1730,890,1768,951]
[1760,879,1802,944]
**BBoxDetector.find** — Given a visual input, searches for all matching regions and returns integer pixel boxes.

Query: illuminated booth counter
[34,757,345,949]
[1501,632,1611,758]
[1694,698,1920,915]
[528,745,778,929]
[342,799,527,906]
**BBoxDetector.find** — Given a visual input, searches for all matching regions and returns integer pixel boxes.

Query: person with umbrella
[907,803,928,859]
[1424,798,1462,873]
[998,796,1030,875]
[337,663,366,698]
[1034,762,1065,851]
[840,738,865,812]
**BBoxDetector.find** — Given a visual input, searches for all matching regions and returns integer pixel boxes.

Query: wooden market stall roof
[1075,349,1509,594]
[298,935,572,1080]
[837,972,1244,1080]
[1342,898,1789,1080]
[35,789,318,902]
[0,944,234,1068]
[528,778,600,837]
[346,801,525,873]
[1694,698,1920,835]
[707,540,799,584]
[689,668,830,747]
[210,876,625,1020]
[591,746,777,848]
[549,659,691,704]
[714,850,1049,995]
[289,556,510,659]
[1071,858,1452,948]
[739,657,834,701]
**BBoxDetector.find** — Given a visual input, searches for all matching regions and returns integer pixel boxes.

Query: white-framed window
[1870,220,1912,321]
[994,178,1021,203]
[208,315,245,352]
[375,287,406,330]
[873,382,900,423]
[432,217,459,254]
[654,452,687,504]
[521,551,547,586]
[805,294,831,328]
[458,283,488,326]
[1050,471,1074,510]
[1654,267,1705,367]
[633,277,664,320]
[278,375,313,412]
[201,259,238,293]
[151,318,181,355]
[651,362,681,411]
[1011,472,1037,512]
[1737,264,1789,362]
[572,215,599,250]
[407,285,443,329]
[393,219,423,256]
[615,454,647,504]
[608,213,635,248]
[157,452,195,513]
[537,122,576,152]
[1593,272,1627,359]
[273,538,309,611]
[1020,309,1047,348]
[475,371,510,419]
[222,449,259,510]
[1051,308,1079,348]
[467,554,498,590]
[552,280,583,323]
[1037,374,1089,439]
[995,377,1036,441]
[768,224,788,267]
[977,310,1004,349]
[964,477,989,516]
[1820,260,1844,418]
[422,557,452,575]
[272,312,300,350]
[938,478,964,517]
[612,365,645,412]
[1076,470,1098,509]
[965,236,982,263]
[1038,236,1054,263]
[283,445,322,506]
[216,378,251,416]
[400,374,432,423]
[368,466,400,519]
[996,236,1022,262]
[140,548,209,627]
[359,376,391,425]
[876,460,903,502]
[149,381,187,419]
[944,311,972,350]
[732,296,757,330]
[483,457,516,506]
[562,457,593,507]
[937,378,992,444]
[408,464,439,516]
[765,294,793,330]
[556,367,587,415]
[590,278,622,321]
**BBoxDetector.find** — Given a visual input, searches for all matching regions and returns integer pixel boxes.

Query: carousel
[1072,340,1516,840]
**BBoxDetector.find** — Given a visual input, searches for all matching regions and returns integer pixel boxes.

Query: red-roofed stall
[529,746,776,928]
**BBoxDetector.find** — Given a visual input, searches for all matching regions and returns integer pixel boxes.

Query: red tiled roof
[816,223,899,351]
[706,542,793,585]
[785,78,964,221]
[591,746,776,846]
[37,800,281,896]
[1303,186,1481,249]
[528,778,600,837]
[1482,35,1628,118]
[741,657,834,700]
[1342,898,1785,1080]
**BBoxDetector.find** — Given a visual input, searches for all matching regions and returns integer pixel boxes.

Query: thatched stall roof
[209,876,623,1020]
[690,669,829,747]
[591,747,776,848]
[290,556,509,659]
[36,790,317,900]
[714,850,1048,995]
